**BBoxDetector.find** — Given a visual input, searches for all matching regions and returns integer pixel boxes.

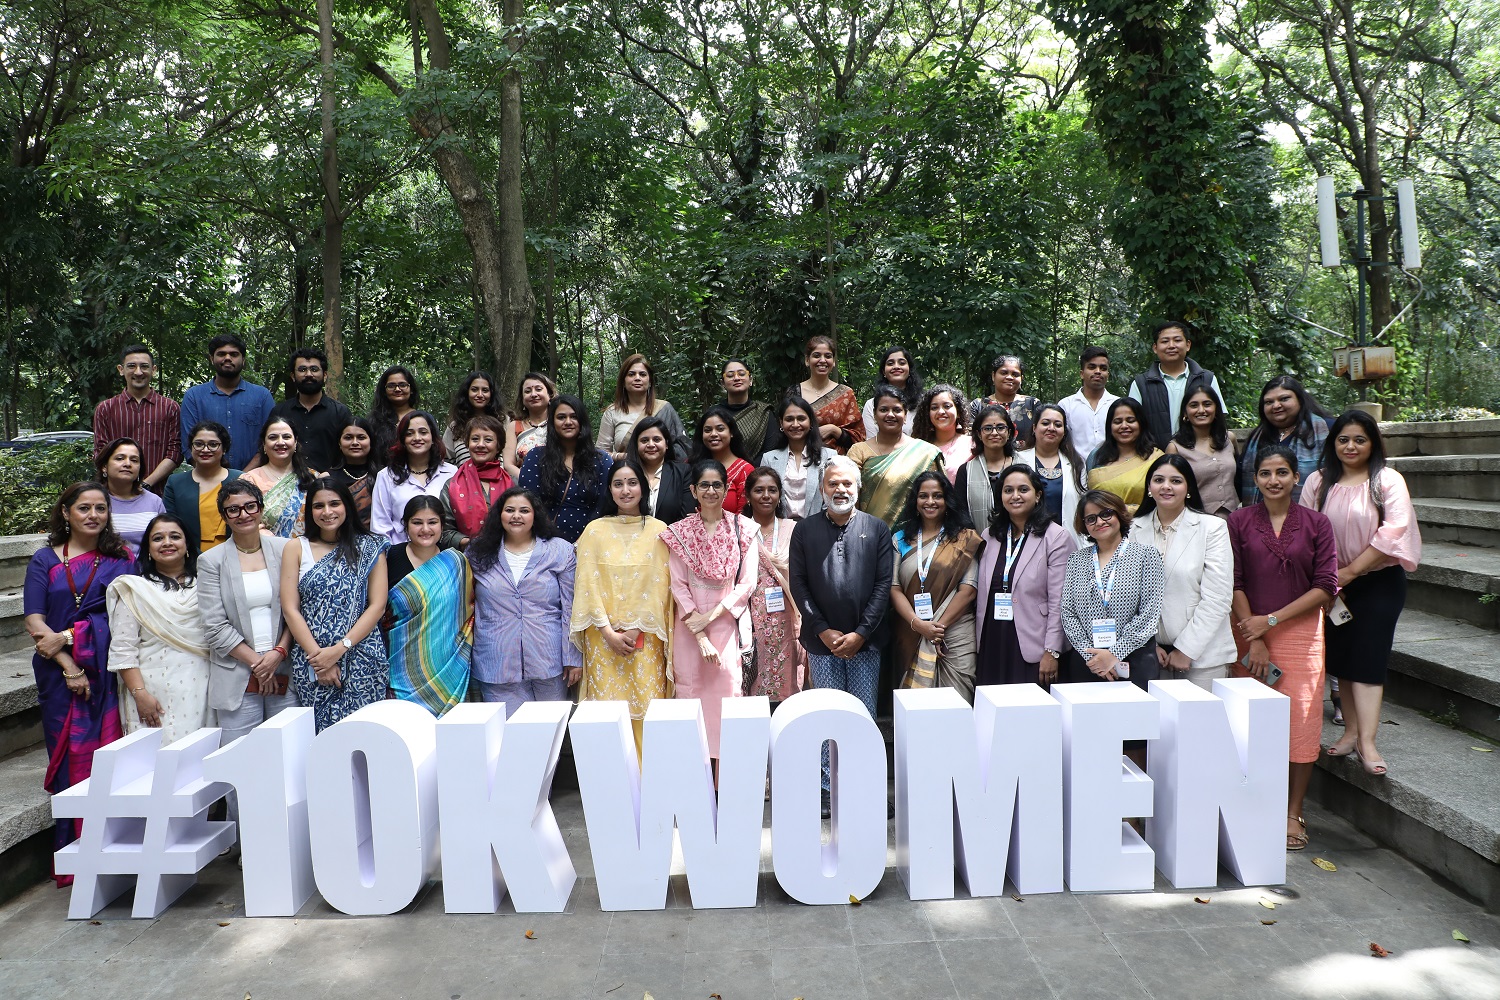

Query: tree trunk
[317,0,344,395]
[496,0,536,402]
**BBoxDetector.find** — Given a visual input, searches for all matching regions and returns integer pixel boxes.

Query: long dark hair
[137,514,199,591]
[1314,410,1389,521]
[742,465,788,519]
[600,456,649,516]
[911,384,971,443]
[690,405,750,463]
[1095,397,1157,464]
[777,394,824,465]
[1031,403,1085,486]
[875,346,924,412]
[969,404,1017,463]
[255,416,317,489]
[468,487,555,572]
[371,365,422,421]
[302,477,368,567]
[449,371,502,441]
[1253,375,1328,449]
[988,464,1054,539]
[1134,454,1207,520]
[95,437,145,496]
[1172,385,1231,452]
[387,410,448,485]
[47,481,131,558]
[896,470,973,543]
[539,394,601,502]
[611,353,658,412]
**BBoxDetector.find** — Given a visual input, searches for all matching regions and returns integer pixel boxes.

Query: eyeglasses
[695,482,727,492]
[979,424,1009,435]
[386,382,411,391]
[192,441,223,451]
[223,501,263,517]
[1083,510,1118,526]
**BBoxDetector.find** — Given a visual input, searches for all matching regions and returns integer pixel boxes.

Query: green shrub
[0,440,96,534]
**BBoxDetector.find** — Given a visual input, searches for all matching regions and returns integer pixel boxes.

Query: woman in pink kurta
[1300,411,1421,776]
[743,467,807,702]
[661,459,759,758]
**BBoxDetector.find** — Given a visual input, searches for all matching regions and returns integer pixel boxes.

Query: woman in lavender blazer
[974,465,1077,687]
[466,486,582,709]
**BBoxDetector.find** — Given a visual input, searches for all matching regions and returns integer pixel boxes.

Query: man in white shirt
[1058,346,1118,461]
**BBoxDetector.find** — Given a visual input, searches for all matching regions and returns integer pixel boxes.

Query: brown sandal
[1286,816,1308,852]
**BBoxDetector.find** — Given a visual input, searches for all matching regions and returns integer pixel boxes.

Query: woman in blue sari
[387,496,474,716]
[23,482,136,883]
[279,478,390,731]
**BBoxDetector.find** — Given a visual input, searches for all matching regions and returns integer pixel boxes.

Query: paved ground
[1,792,1498,1000]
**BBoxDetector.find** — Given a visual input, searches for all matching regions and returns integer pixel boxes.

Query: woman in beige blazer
[197,480,298,745]
[1129,454,1236,689]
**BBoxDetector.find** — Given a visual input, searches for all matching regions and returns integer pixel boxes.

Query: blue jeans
[807,647,881,791]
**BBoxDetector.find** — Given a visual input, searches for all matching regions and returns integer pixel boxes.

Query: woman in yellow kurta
[1085,398,1164,516]
[571,458,673,754]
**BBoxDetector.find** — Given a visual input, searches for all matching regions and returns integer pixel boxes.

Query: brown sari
[802,383,865,455]
[892,527,983,700]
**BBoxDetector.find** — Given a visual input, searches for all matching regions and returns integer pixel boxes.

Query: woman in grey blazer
[760,395,826,519]
[197,480,298,746]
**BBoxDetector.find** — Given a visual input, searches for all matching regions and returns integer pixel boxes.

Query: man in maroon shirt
[92,344,182,492]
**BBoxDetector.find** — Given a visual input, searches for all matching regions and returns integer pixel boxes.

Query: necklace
[61,541,102,610]
[1036,456,1063,480]
[234,540,263,555]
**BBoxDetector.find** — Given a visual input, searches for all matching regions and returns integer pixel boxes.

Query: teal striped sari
[388,548,474,715]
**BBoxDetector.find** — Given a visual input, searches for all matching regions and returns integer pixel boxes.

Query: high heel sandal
[1324,743,1358,758]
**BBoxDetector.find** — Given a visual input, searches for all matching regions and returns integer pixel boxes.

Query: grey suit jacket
[761,447,825,518]
[198,535,290,712]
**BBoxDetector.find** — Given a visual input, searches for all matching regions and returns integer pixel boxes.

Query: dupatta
[387,549,474,716]
[890,528,982,688]
[449,460,513,538]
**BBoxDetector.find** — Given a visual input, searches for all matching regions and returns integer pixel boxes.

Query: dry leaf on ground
[1194,897,1211,904]
[848,894,861,906]
[524,929,536,939]
[1472,747,1494,753]
[1369,942,1391,958]
[217,921,231,927]
[1454,929,1471,943]
[1259,899,1277,909]
[1312,858,1338,871]
[1261,920,1277,926]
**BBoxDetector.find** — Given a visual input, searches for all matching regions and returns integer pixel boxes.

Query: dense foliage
[2,0,1496,446]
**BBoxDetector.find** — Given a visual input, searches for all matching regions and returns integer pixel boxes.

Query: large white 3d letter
[1053,682,1160,891]
[1147,678,1289,888]
[894,685,1063,900]
[770,690,886,905]
[570,698,770,910]
[306,701,439,914]
[435,701,576,913]
[202,708,316,916]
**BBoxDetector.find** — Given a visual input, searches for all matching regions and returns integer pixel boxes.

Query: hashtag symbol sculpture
[52,727,237,919]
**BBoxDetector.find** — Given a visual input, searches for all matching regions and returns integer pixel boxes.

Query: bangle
[273,645,288,657]
[62,670,84,679]
[129,686,146,694]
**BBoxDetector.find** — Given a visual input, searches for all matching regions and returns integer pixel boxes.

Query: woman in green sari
[1085,397,1164,516]
[846,384,943,527]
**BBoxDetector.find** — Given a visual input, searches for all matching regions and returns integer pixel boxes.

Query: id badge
[1091,618,1117,648]
[992,593,1014,621]
[914,591,934,621]
[1328,596,1353,626]
[765,586,786,613]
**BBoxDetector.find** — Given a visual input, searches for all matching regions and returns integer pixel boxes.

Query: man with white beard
[788,454,895,817]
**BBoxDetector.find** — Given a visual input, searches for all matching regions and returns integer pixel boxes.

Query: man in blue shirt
[179,334,276,470]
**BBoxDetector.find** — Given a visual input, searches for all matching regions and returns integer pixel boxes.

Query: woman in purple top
[96,437,166,552]
[1227,445,1339,852]
[467,486,582,711]
[23,482,136,883]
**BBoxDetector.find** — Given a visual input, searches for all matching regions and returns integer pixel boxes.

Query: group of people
[25,323,1421,887]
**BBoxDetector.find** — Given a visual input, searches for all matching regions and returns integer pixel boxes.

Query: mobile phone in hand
[1240,653,1282,687]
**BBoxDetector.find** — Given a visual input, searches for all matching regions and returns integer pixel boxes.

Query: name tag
[764,586,785,613]
[914,591,934,621]
[1328,596,1353,626]
[1091,618,1117,648]
[992,593,1013,621]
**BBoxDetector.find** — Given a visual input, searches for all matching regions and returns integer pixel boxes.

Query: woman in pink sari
[661,459,759,760]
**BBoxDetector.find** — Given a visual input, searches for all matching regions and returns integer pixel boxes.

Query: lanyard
[915,530,938,590]
[62,543,102,611]
[1091,539,1128,612]
[1001,527,1025,590]
[761,518,781,553]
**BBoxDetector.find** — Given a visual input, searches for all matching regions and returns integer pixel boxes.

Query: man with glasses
[92,344,182,493]
[180,334,275,470]
[267,347,351,470]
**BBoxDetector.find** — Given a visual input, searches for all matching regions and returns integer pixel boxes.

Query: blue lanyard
[1091,540,1128,612]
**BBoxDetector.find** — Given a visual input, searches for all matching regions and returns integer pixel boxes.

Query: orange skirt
[1232,612,1325,764]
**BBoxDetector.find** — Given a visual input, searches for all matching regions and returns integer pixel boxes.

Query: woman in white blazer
[197,480,298,745]
[1129,454,1236,689]
[1014,403,1085,544]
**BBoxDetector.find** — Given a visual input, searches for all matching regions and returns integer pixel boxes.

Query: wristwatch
[341,637,354,650]
[1044,648,1061,659]
[1266,615,1279,628]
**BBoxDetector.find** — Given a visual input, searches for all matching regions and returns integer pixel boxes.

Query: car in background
[0,431,94,453]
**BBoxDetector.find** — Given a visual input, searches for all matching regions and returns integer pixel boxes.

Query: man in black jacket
[1128,321,1224,448]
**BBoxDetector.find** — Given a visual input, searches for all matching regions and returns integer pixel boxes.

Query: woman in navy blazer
[466,486,582,709]
[974,464,1077,687]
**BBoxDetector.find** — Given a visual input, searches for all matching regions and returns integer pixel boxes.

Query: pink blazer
[974,521,1077,664]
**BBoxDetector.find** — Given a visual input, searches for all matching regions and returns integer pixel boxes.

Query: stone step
[0,592,29,654]
[0,534,43,593]
[1380,417,1500,458]
[1386,609,1500,741]
[0,648,40,759]
[1310,701,1500,910]
[0,744,54,903]
[1390,453,1500,502]
[1405,540,1500,629]
[1413,498,1500,548]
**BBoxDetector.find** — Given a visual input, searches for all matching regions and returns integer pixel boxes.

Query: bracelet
[129,686,146,694]
[62,670,85,679]
[272,645,288,657]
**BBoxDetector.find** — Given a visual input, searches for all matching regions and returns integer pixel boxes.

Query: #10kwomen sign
[52,679,1289,920]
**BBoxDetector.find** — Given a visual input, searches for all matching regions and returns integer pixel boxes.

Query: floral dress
[746,517,806,701]
[291,533,390,731]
